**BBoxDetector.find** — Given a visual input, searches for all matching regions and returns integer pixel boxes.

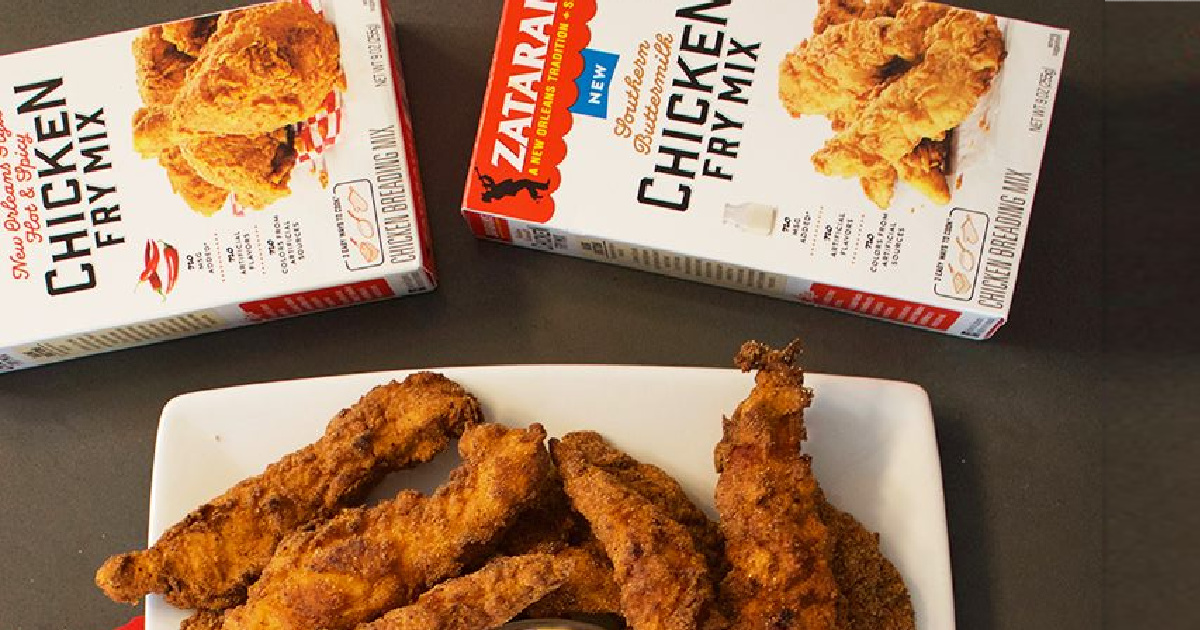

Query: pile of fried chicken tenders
[131,2,344,215]
[780,0,1005,209]
[96,342,914,630]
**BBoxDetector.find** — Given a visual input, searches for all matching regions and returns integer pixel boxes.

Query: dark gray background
[0,1,1193,629]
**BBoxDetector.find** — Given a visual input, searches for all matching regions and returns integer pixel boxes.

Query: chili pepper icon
[138,240,161,287]
[136,239,181,298]
[162,243,180,294]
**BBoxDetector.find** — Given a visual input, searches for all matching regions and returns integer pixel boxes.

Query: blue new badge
[570,49,620,119]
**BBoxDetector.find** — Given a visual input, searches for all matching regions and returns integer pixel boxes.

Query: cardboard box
[462,0,1068,339]
[0,0,433,372]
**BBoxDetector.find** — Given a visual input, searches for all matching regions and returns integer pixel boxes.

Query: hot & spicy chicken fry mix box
[462,0,1068,339]
[0,0,432,372]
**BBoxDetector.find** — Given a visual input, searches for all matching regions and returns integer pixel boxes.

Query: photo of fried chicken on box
[131,0,346,216]
[779,0,1006,209]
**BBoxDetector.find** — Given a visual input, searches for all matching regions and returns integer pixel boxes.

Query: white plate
[147,366,953,630]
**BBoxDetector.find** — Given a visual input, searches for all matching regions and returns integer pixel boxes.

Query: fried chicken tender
[556,431,726,582]
[490,466,621,619]
[782,3,950,124]
[818,496,916,630]
[895,137,952,205]
[495,471,586,557]
[132,26,194,105]
[859,163,899,209]
[157,146,230,216]
[181,130,297,208]
[171,2,343,136]
[220,422,553,630]
[182,611,224,630]
[714,341,839,630]
[95,373,483,610]
[161,15,220,57]
[354,554,571,630]
[778,17,922,121]
[855,137,952,209]
[812,7,1005,178]
[552,436,723,630]
[813,0,909,34]
[525,542,622,618]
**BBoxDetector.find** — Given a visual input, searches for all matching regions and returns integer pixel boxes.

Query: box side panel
[380,2,436,283]
[469,216,1002,339]
[0,310,244,372]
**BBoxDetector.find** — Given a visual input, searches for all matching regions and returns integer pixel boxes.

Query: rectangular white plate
[147,366,953,630]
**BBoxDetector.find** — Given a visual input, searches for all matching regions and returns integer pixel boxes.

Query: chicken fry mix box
[463,0,1068,338]
[0,0,433,372]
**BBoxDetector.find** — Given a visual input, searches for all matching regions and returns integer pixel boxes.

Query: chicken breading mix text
[462,0,1069,339]
[0,0,435,372]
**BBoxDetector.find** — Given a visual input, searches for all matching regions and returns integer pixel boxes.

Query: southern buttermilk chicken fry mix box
[462,0,1068,338]
[0,0,433,372]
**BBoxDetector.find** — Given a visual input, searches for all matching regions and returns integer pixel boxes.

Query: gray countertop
[0,1,1195,629]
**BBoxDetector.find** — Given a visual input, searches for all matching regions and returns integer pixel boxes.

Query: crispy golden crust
[860,165,898,210]
[812,7,1005,176]
[818,497,916,630]
[132,107,177,158]
[171,2,343,135]
[778,17,922,120]
[524,540,622,618]
[552,437,722,630]
[181,130,297,208]
[95,373,484,610]
[156,146,230,216]
[357,554,570,630]
[181,611,224,630]
[495,470,586,557]
[161,15,220,57]
[813,0,910,34]
[556,431,726,582]
[132,26,194,105]
[492,463,620,619]
[781,1,1001,207]
[220,423,553,630]
[715,341,839,630]
[895,137,952,205]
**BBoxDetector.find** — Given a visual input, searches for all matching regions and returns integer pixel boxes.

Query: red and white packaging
[0,0,432,372]
[462,0,1068,339]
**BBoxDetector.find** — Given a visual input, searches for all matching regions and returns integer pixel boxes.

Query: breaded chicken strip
[857,138,952,209]
[157,146,230,216]
[895,137,952,205]
[181,130,297,208]
[525,542,622,618]
[812,7,1005,178]
[556,431,725,582]
[813,0,909,34]
[495,469,586,557]
[491,471,621,619]
[171,2,343,136]
[355,554,570,630]
[95,373,483,610]
[778,17,922,121]
[552,436,723,630]
[220,423,553,630]
[818,496,916,630]
[859,164,899,209]
[132,26,193,105]
[715,341,839,630]
[181,611,223,630]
